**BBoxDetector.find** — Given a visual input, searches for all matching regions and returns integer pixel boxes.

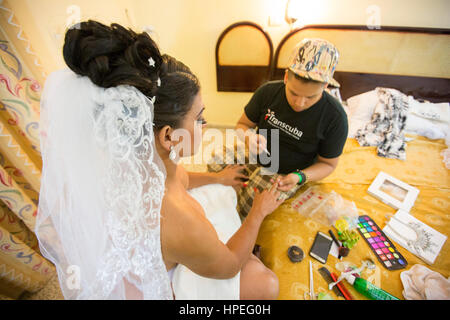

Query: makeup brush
[329,229,349,259]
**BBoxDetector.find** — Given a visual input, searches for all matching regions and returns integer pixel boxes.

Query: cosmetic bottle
[344,274,399,300]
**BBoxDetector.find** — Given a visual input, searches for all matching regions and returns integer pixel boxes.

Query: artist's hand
[251,178,284,219]
[216,165,248,187]
[271,173,299,192]
[248,133,267,155]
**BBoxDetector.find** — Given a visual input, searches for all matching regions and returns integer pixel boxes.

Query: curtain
[0,1,55,299]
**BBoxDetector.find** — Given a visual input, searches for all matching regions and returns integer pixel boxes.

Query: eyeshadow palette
[356,215,408,270]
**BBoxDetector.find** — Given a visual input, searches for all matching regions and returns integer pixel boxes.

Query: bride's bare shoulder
[161,186,205,226]
[161,187,217,259]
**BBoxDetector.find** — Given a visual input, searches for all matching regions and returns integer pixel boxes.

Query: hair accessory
[288,38,340,88]
[148,57,155,67]
[150,96,156,104]
[157,77,161,87]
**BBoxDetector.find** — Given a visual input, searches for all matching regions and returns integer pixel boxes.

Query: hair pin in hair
[148,57,155,67]
[157,77,161,87]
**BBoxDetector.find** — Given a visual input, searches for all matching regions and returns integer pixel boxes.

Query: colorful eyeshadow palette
[356,215,408,270]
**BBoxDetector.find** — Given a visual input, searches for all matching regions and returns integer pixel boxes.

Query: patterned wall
[0,1,55,299]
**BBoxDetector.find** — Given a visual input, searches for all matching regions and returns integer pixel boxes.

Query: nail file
[317,267,344,298]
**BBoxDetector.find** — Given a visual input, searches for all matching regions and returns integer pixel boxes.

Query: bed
[258,25,450,300]
[256,134,449,300]
[184,25,450,300]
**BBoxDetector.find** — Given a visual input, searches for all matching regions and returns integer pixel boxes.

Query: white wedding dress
[171,183,242,300]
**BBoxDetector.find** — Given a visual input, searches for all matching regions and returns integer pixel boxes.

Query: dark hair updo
[63,20,200,131]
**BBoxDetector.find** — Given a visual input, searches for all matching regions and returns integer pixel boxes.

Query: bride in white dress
[36,20,281,300]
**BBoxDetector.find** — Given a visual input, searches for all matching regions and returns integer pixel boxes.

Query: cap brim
[288,68,340,88]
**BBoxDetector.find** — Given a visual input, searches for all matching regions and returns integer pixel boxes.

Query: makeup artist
[210,38,348,218]
[237,38,347,189]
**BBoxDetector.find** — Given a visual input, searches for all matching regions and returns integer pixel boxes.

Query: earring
[169,145,176,161]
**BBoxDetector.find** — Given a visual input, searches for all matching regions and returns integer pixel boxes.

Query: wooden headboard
[216,21,273,92]
[271,25,450,102]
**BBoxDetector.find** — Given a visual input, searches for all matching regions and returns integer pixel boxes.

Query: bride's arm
[177,165,248,190]
[164,180,282,279]
[177,206,264,279]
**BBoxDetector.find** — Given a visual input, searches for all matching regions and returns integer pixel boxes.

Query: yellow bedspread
[256,135,450,300]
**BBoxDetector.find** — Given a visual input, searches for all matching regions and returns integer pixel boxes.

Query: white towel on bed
[172,184,242,300]
[400,264,450,300]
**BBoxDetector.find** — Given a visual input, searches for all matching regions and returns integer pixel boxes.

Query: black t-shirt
[244,80,348,174]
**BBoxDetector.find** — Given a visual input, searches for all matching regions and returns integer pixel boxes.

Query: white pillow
[346,89,379,122]
[408,96,450,123]
[345,89,379,137]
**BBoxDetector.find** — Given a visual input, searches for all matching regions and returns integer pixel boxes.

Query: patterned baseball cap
[287,38,340,87]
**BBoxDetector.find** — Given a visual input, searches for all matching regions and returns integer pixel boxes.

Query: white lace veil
[36,69,173,299]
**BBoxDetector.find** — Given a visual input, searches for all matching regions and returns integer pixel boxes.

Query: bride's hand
[250,178,284,219]
[216,165,248,187]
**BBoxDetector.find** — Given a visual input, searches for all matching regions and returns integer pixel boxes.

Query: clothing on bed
[346,87,449,166]
[355,88,410,160]
[347,89,449,141]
